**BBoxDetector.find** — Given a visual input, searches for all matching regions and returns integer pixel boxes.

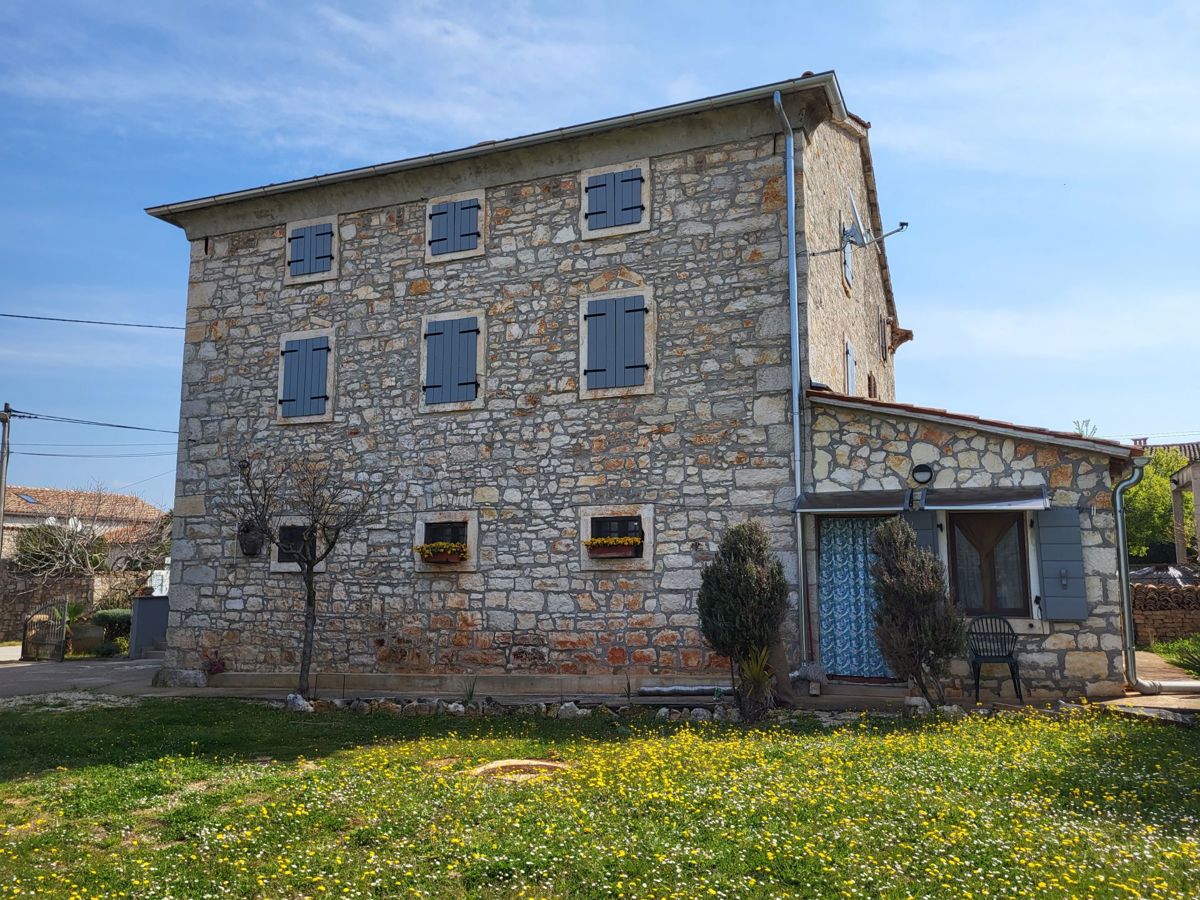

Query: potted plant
[415,541,469,564]
[583,536,642,559]
[237,520,265,557]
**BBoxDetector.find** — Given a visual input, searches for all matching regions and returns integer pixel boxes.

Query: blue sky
[1,1,1197,508]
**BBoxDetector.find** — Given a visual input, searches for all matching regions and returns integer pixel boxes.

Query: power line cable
[11,451,177,459]
[14,442,177,448]
[120,468,177,488]
[9,410,178,435]
[0,312,183,331]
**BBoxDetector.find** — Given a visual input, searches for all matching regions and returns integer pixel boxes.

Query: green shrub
[698,520,788,720]
[91,608,132,642]
[1151,634,1200,678]
[870,517,966,706]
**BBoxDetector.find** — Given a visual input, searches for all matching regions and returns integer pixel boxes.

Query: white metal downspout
[773,91,810,667]
[1115,455,1200,694]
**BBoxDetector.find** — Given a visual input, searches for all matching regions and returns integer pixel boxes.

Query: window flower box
[583,537,642,559]
[415,542,469,564]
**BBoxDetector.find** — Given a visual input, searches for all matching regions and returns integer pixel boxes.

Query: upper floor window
[878,314,890,361]
[285,217,338,284]
[277,328,335,424]
[419,310,486,413]
[578,288,655,400]
[579,159,651,240]
[426,190,486,262]
[845,341,856,395]
[867,372,878,400]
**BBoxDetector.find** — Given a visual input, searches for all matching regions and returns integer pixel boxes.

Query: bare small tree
[232,455,383,697]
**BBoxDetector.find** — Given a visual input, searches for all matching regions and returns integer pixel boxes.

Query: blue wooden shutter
[288,228,307,276]
[620,295,647,387]
[305,336,330,415]
[279,339,304,417]
[584,298,614,388]
[312,224,334,273]
[454,199,480,252]
[901,511,938,554]
[1035,507,1088,620]
[429,202,452,255]
[423,320,450,404]
[451,317,479,402]
[615,168,644,225]
[585,173,614,230]
[846,344,857,394]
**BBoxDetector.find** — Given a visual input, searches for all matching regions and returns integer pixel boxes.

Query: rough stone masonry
[159,85,899,683]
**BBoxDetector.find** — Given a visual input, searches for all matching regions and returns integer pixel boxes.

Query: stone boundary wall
[1132,584,1200,644]
[0,564,94,643]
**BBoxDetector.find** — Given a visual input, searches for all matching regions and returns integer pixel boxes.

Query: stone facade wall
[801,120,895,402]
[167,128,850,679]
[1132,584,1200,644]
[0,564,94,643]
[805,401,1127,698]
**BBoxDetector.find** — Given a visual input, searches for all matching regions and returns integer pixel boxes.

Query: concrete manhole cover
[466,759,571,783]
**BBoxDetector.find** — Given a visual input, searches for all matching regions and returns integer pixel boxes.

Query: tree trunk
[296,566,318,697]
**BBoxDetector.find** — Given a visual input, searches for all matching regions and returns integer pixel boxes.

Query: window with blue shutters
[277,329,335,423]
[284,218,337,282]
[420,312,486,412]
[580,291,655,399]
[579,160,651,239]
[426,191,485,261]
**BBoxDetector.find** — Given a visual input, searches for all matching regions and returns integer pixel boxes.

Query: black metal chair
[966,615,1023,704]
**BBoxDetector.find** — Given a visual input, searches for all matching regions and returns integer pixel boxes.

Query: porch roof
[807,391,1138,459]
[915,485,1050,512]
[794,489,911,514]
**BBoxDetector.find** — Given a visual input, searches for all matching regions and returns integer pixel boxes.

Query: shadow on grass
[0,697,784,781]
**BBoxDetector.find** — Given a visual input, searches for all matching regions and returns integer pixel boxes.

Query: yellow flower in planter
[414,541,469,561]
[581,537,642,548]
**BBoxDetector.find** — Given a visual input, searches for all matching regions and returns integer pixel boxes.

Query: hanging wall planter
[583,538,642,559]
[237,521,265,557]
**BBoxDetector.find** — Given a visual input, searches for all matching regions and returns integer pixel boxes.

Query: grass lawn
[1,700,1198,898]
[1150,634,1200,678]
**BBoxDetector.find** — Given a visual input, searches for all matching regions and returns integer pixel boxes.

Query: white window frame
[579,502,654,572]
[275,327,336,426]
[577,287,656,401]
[417,309,487,414]
[283,215,340,286]
[414,509,480,574]
[578,158,652,240]
[424,189,487,264]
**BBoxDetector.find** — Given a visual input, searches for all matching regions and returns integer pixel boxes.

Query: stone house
[148,72,1139,699]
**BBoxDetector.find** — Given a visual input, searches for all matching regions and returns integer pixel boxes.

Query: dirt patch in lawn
[466,759,571,783]
[0,692,141,713]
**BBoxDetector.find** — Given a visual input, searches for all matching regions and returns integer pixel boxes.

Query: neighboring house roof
[807,390,1138,459]
[146,73,847,221]
[2,486,163,523]
[1135,439,1200,464]
[1130,563,1200,586]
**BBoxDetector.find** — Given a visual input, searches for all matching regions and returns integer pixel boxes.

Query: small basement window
[277,525,314,565]
[424,521,468,545]
[590,515,644,558]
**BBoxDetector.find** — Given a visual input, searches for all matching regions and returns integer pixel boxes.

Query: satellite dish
[843,189,870,248]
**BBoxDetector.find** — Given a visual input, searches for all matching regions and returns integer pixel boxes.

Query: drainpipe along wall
[640,95,810,700]
[1116,455,1200,694]
[773,91,811,672]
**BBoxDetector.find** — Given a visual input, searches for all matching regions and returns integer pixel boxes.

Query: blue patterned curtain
[818,517,893,678]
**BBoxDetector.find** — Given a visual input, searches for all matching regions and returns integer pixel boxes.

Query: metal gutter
[773,90,810,668]
[145,73,846,221]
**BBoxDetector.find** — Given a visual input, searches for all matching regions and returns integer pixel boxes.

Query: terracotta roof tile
[3,485,163,522]
[807,391,1138,458]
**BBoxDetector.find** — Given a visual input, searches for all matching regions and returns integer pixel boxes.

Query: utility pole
[0,403,10,559]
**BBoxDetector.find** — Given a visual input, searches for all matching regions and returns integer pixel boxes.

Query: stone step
[141,650,167,660]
